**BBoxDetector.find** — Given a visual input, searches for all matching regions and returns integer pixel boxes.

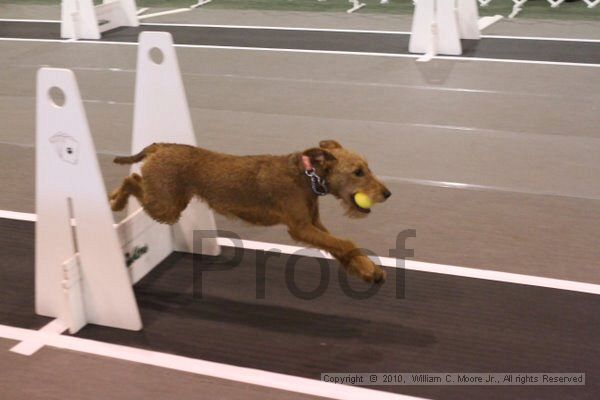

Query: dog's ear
[319,140,342,150]
[303,147,337,169]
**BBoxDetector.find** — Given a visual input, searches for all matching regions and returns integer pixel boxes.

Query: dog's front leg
[287,224,385,283]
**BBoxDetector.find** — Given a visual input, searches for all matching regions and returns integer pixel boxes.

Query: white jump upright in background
[61,0,139,39]
[35,32,220,334]
[130,31,220,264]
[409,0,502,61]
[347,0,366,13]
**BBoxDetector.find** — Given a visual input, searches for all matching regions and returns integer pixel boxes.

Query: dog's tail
[113,143,158,165]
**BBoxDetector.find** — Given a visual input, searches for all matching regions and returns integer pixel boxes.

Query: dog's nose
[383,189,392,199]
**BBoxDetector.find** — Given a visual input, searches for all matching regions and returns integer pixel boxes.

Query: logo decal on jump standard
[49,132,80,164]
[125,245,149,267]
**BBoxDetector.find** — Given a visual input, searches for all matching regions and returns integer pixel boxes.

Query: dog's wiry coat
[110,140,391,283]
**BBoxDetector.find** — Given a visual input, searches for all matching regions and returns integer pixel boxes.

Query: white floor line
[0,210,37,221]
[0,37,70,44]
[141,22,411,35]
[483,33,600,43]
[2,18,600,42]
[1,37,599,68]
[216,238,600,295]
[9,319,67,356]
[0,323,420,400]
[433,54,600,68]
[0,18,60,23]
[2,210,598,295]
[379,175,600,202]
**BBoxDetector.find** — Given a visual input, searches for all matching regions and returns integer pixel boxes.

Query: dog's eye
[354,168,364,177]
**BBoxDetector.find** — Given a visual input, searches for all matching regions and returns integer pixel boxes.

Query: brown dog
[110,140,391,283]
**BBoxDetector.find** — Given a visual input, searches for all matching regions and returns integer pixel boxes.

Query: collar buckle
[302,155,328,196]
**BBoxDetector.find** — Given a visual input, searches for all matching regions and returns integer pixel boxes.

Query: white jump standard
[347,0,366,13]
[61,0,139,39]
[409,0,502,61]
[35,32,219,334]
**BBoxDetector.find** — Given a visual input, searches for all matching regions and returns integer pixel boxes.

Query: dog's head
[302,140,391,218]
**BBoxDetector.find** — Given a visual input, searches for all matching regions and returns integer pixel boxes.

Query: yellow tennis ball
[354,192,372,209]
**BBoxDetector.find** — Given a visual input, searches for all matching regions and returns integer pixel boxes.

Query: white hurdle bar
[61,0,139,40]
[137,0,213,21]
[35,32,220,334]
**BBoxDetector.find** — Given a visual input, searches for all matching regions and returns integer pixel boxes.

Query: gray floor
[0,339,326,400]
[1,38,599,283]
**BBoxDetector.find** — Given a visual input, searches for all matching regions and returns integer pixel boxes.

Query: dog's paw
[347,255,386,284]
[108,189,120,201]
[109,191,127,212]
[371,266,386,284]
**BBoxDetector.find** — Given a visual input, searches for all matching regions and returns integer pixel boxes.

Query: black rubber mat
[1,21,600,65]
[1,218,599,399]
[0,218,51,330]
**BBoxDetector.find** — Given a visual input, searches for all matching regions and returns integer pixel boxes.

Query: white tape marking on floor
[0,37,599,68]
[9,319,67,356]
[0,210,37,221]
[2,210,600,295]
[482,33,600,43]
[0,37,70,44]
[141,22,411,35]
[0,323,420,400]
[0,19,60,23]
[216,238,600,296]
[380,174,600,202]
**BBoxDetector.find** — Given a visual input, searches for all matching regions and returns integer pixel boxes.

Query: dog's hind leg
[137,176,192,225]
[109,173,143,211]
[110,173,187,224]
